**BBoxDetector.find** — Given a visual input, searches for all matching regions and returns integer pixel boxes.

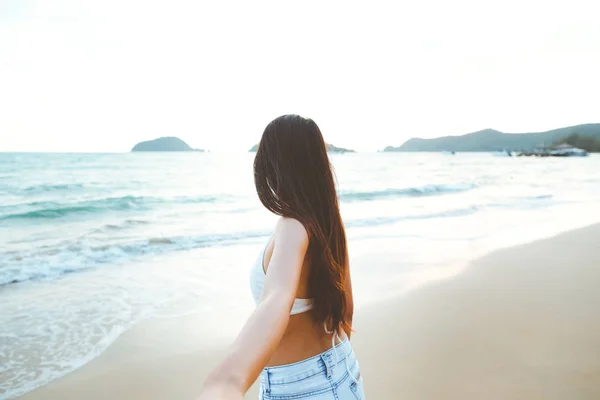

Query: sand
[20,224,600,400]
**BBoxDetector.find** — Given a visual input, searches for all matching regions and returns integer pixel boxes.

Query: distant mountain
[383,124,600,152]
[249,143,355,153]
[326,143,355,153]
[131,137,204,152]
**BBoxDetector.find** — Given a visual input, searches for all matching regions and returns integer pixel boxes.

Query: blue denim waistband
[259,339,356,387]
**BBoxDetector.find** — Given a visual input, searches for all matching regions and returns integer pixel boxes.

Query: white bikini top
[249,240,314,315]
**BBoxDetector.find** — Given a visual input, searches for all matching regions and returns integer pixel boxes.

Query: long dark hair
[253,114,350,335]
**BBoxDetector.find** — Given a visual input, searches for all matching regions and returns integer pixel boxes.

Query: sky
[0,0,599,152]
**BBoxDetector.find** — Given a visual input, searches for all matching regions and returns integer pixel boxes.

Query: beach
[4,1,600,398]
[3,152,600,399]
[19,223,600,400]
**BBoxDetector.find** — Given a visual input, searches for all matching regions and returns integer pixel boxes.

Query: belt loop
[264,370,271,394]
[320,354,333,380]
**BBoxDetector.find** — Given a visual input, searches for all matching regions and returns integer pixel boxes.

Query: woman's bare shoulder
[274,217,308,247]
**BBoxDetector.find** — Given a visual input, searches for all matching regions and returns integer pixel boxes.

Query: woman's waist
[265,316,347,367]
[261,338,358,387]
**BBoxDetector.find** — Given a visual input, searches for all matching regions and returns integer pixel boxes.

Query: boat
[549,144,588,157]
[492,149,512,157]
[518,143,588,157]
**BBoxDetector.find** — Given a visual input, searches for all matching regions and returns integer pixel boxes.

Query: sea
[1,152,600,399]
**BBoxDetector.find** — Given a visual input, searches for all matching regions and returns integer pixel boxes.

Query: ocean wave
[0,196,149,220]
[346,206,479,228]
[0,195,218,221]
[340,183,476,202]
[0,230,271,286]
[147,237,174,245]
[102,219,149,230]
[0,204,482,287]
[23,183,85,193]
[486,194,555,210]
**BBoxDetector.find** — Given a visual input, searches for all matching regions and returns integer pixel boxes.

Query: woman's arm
[198,217,309,400]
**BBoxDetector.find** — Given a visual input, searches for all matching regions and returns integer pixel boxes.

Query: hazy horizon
[1,0,599,152]
[2,122,600,154]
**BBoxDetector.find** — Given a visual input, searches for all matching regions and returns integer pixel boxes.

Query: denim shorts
[258,339,365,399]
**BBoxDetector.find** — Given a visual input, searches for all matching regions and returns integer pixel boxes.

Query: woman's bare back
[262,238,347,367]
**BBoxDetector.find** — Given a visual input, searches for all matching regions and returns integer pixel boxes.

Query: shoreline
[16,223,600,399]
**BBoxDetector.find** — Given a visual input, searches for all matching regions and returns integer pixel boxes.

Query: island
[249,143,355,153]
[383,123,600,152]
[326,143,355,153]
[131,137,204,152]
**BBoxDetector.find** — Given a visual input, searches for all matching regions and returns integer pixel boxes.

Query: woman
[198,115,364,400]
